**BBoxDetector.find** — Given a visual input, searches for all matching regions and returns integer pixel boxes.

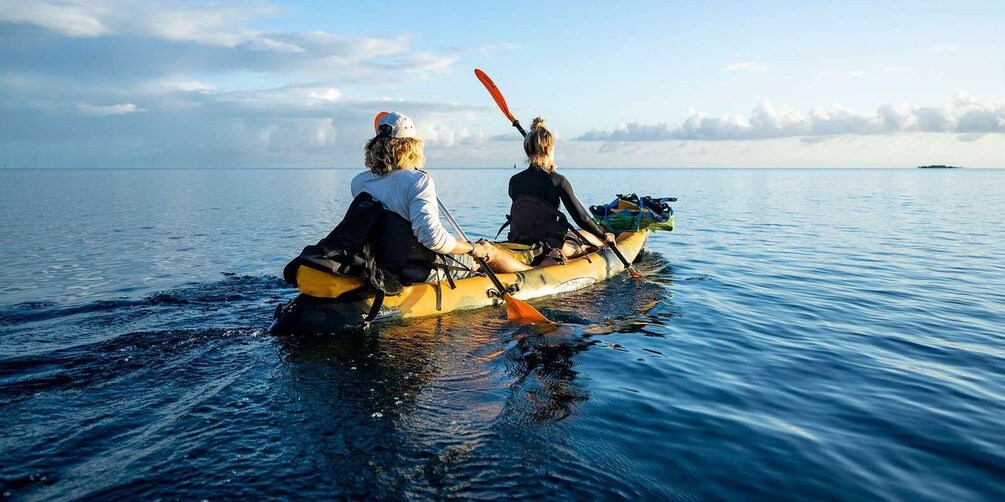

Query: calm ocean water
[1,168,1003,500]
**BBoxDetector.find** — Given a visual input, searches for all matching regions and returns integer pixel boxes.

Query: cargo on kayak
[591,193,676,233]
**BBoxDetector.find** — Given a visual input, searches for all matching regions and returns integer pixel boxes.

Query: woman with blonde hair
[503,117,615,265]
[352,111,529,283]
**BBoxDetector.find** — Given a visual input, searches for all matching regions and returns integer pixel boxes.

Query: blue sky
[1,0,1003,168]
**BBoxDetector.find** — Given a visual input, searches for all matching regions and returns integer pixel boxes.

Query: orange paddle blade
[502,293,551,324]
[474,69,516,123]
[628,266,647,279]
[373,111,389,133]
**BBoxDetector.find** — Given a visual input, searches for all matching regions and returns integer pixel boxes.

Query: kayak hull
[270,230,648,334]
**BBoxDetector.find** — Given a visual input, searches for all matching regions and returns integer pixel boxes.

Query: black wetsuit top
[508,165,606,239]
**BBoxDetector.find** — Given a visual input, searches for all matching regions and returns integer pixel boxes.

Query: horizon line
[2,166,999,171]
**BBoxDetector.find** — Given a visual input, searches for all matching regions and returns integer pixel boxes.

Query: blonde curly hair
[523,117,555,172]
[365,136,425,176]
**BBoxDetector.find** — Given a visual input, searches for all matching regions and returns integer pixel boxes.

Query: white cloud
[142,5,271,47]
[575,92,1005,142]
[145,75,217,94]
[928,44,959,54]
[76,102,144,116]
[307,88,342,102]
[418,122,488,148]
[0,0,110,37]
[256,119,337,154]
[0,0,454,77]
[883,66,908,72]
[819,69,865,78]
[241,36,306,54]
[0,2,461,113]
[0,1,278,48]
[400,51,459,74]
[0,2,464,97]
[311,33,411,65]
[558,133,1005,168]
[722,62,767,72]
[474,42,524,56]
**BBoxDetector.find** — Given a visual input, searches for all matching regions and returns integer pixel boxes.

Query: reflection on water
[262,279,669,498]
[504,324,592,424]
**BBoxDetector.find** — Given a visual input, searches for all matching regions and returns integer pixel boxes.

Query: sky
[1,0,1003,168]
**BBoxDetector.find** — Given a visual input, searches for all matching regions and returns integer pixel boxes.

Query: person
[352,111,530,284]
[504,117,615,265]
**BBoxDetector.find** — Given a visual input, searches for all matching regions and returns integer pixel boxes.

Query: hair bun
[530,117,547,132]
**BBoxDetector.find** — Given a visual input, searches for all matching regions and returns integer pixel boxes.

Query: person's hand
[471,241,492,261]
[604,232,617,245]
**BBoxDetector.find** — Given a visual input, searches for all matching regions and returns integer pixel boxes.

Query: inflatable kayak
[270,230,649,334]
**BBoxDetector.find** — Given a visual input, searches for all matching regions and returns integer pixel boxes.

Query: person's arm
[555,174,608,239]
[408,175,482,255]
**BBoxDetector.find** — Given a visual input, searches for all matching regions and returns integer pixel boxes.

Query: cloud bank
[575,93,1005,142]
[0,0,506,168]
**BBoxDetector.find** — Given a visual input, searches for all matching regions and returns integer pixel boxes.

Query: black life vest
[371,211,439,284]
[282,192,445,322]
[283,192,403,294]
[499,195,575,250]
[284,191,441,287]
[283,189,462,323]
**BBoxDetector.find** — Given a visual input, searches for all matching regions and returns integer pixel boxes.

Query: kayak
[270,229,648,334]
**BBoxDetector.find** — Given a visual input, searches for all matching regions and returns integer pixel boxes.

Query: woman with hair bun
[503,117,615,265]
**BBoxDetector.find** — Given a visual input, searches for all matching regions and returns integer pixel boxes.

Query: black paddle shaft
[608,242,634,269]
[569,227,634,270]
[513,120,528,137]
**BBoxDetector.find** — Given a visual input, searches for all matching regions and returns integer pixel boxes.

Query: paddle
[474,69,527,137]
[473,68,646,279]
[612,242,646,279]
[436,199,551,324]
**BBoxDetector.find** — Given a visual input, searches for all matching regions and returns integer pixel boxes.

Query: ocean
[1,167,1003,499]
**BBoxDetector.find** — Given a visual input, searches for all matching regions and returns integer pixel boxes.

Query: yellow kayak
[270,230,648,333]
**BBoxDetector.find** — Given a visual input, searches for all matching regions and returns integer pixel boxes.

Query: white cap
[375,111,417,139]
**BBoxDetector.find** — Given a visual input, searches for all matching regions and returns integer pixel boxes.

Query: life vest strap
[363,290,385,325]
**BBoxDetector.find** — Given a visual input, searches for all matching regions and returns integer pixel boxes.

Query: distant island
[918,165,961,169]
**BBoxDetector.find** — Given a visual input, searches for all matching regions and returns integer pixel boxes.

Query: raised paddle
[474,69,527,137]
[436,199,551,324]
[473,68,646,279]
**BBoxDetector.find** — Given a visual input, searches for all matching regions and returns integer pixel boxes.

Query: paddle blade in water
[609,242,648,280]
[474,69,516,123]
[503,293,551,324]
[628,266,647,279]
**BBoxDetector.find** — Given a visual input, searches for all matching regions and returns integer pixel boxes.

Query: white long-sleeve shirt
[350,169,458,254]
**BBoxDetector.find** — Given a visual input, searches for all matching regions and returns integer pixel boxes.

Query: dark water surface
[1,168,1003,500]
